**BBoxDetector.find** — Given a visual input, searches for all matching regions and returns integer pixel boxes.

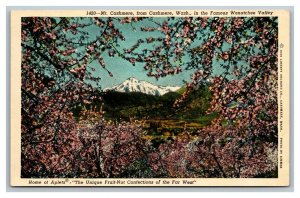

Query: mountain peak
[127,77,138,82]
[104,78,181,96]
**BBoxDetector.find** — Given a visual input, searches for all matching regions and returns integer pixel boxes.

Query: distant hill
[73,83,213,123]
[101,84,212,121]
[173,86,212,121]
[101,90,180,120]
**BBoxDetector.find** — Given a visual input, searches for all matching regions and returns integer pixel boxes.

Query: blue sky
[69,17,257,89]
[81,18,194,89]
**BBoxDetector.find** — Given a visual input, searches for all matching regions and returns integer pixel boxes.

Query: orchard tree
[21,17,146,177]
[21,16,278,178]
[123,17,278,178]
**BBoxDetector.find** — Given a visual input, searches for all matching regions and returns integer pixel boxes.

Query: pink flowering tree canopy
[21,16,278,178]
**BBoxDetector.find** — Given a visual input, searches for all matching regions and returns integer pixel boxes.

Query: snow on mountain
[104,77,181,96]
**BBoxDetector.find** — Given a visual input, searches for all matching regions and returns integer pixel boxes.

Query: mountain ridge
[104,77,181,96]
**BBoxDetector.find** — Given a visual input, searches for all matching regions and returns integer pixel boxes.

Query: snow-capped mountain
[104,77,181,96]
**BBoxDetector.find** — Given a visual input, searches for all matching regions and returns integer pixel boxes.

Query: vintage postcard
[10,9,290,186]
